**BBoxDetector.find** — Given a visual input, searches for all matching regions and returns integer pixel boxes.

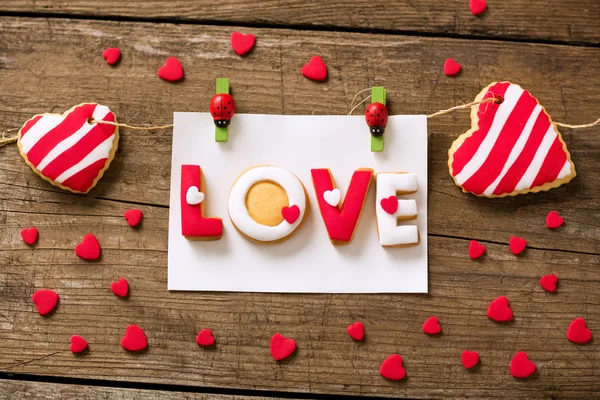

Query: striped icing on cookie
[449,82,575,197]
[18,104,119,193]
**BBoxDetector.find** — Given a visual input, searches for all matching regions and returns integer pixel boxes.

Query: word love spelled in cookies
[180,164,420,247]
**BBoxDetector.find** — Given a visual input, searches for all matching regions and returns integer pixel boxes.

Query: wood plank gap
[0,10,598,49]
[0,373,412,400]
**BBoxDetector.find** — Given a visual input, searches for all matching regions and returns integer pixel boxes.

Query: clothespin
[367,86,387,152]
[210,78,235,142]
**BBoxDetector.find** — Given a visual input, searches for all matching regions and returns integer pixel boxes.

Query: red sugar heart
[111,278,129,297]
[121,324,148,352]
[461,350,479,369]
[21,227,38,245]
[281,205,300,224]
[539,274,558,293]
[32,289,59,316]
[158,56,184,82]
[301,56,327,81]
[510,351,536,378]
[422,316,442,335]
[509,236,526,255]
[75,234,101,261]
[231,32,256,56]
[443,58,461,76]
[546,210,564,229]
[270,333,296,361]
[347,321,365,341]
[196,328,215,347]
[380,196,398,215]
[379,354,406,381]
[102,48,121,65]
[468,240,486,259]
[567,317,593,344]
[124,209,143,227]
[487,296,513,322]
[70,335,88,353]
[469,0,487,16]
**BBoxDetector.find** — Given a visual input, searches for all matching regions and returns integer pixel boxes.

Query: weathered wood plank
[0,17,598,254]
[0,379,292,399]
[1,0,599,45]
[0,17,598,399]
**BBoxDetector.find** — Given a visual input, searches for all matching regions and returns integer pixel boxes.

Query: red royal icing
[311,169,373,243]
[450,82,575,196]
[181,165,223,239]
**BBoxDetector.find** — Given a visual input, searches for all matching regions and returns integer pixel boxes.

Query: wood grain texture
[0,379,288,399]
[0,17,599,399]
[2,0,600,45]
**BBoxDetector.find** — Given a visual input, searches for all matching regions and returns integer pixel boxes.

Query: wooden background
[0,1,599,399]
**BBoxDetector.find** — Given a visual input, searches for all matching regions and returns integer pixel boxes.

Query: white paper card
[168,113,428,293]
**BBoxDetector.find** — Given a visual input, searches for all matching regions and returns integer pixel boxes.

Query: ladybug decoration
[210,93,235,127]
[365,102,388,137]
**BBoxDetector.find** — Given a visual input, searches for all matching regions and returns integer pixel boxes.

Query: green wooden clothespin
[215,78,230,142]
[370,86,386,152]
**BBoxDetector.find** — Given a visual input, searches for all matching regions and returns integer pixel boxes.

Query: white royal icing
[186,186,205,205]
[228,166,306,242]
[323,188,341,207]
[376,173,419,246]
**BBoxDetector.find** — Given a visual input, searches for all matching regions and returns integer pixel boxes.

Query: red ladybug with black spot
[210,93,235,127]
[365,102,388,137]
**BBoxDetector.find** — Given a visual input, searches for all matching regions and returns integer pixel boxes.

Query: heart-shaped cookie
[17,104,119,194]
[510,351,536,378]
[32,289,59,316]
[70,335,89,353]
[121,324,148,351]
[379,354,406,381]
[270,333,296,361]
[449,82,576,197]
[196,329,216,347]
[75,234,101,260]
[347,321,365,341]
[230,32,256,56]
[301,56,327,81]
[487,296,513,322]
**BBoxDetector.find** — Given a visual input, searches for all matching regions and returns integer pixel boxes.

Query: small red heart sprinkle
[539,274,558,292]
[546,210,564,229]
[21,227,38,245]
[281,205,300,224]
[468,240,486,259]
[379,354,406,381]
[422,316,442,335]
[196,328,215,347]
[270,333,296,361]
[461,350,479,369]
[158,56,184,82]
[111,278,129,297]
[121,324,148,352]
[75,234,101,261]
[509,236,526,255]
[102,48,121,65]
[347,322,365,341]
[380,196,398,215]
[124,209,143,227]
[469,0,487,16]
[567,317,593,344]
[230,32,256,56]
[487,296,513,322]
[32,290,59,316]
[443,58,461,76]
[70,335,88,353]
[510,351,536,379]
[301,56,327,81]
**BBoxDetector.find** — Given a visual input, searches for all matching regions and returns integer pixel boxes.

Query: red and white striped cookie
[17,104,119,194]
[448,82,576,197]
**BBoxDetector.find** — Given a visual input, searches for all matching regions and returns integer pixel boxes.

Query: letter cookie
[181,165,223,240]
[17,103,119,194]
[228,166,308,243]
[375,172,419,247]
[311,168,373,244]
[448,82,576,197]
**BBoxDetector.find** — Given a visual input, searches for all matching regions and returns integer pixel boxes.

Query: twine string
[555,118,600,129]
[426,97,501,118]
[90,120,174,131]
